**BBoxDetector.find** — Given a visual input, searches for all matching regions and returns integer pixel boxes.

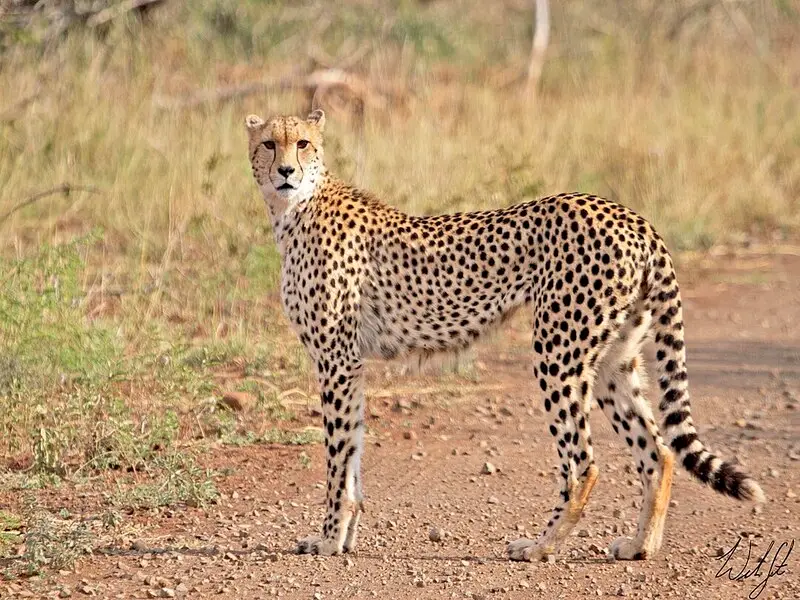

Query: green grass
[0,510,22,556]
[262,428,325,446]
[111,452,220,510]
[0,231,307,481]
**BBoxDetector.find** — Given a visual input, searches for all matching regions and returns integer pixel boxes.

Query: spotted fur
[245,110,765,561]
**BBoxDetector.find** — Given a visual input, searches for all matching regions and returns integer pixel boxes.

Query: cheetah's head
[245,110,326,215]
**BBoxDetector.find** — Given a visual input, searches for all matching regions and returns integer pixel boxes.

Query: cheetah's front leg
[297,361,365,556]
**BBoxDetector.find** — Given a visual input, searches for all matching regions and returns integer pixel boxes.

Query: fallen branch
[0,183,104,226]
[307,42,370,71]
[666,0,717,40]
[153,69,391,111]
[86,0,167,28]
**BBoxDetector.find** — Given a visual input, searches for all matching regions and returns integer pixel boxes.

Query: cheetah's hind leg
[594,308,674,560]
[508,342,600,561]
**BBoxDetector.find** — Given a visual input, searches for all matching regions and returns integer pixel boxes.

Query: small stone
[616,585,628,596]
[393,399,412,412]
[429,527,444,542]
[146,593,159,600]
[789,445,800,460]
[59,589,72,599]
[577,529,590,538]
[403,430,417,440]
[669,499,678,507]
[160,589,175,599]
[487,496,500,504]
[481,462,496,475]
[175,584,188,594]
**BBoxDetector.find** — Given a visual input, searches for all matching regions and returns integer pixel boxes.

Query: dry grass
[0,0,799,478]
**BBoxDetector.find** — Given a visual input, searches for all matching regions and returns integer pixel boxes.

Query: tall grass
[0,0,798,473]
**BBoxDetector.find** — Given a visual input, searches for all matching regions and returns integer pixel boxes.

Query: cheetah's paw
[296,535,342,556]
[609,537,649,561]
[507,538,554,562]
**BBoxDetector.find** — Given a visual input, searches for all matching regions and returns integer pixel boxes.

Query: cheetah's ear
[245,114,265,131]
[307,109,326,132]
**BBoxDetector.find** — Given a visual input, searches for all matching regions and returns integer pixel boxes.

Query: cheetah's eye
[264,140,275,150]
[297,140,309,149]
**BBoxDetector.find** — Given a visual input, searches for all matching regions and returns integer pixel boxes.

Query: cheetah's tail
[646,252,765,503]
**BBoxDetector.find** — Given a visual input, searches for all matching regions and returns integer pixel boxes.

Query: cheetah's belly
[358,260,533,360]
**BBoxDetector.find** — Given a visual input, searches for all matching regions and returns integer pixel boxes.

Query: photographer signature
[715,536,794,599]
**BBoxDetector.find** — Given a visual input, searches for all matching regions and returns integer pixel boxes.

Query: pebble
[481,462,496,475]
[429,527,445,542]
[403,430,417,440]
[487,496,500,504]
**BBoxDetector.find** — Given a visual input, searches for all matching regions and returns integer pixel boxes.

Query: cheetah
[245,109,765,561]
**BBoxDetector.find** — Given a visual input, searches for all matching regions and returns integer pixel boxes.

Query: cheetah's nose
[277,165,295,177]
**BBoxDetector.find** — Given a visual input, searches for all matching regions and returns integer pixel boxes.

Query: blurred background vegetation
[0,0,799,493]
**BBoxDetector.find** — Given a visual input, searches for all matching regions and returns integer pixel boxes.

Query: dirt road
[5,250,800,599]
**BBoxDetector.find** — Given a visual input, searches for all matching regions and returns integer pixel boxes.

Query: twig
[0,183,104,225]
[526,0,550,99]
